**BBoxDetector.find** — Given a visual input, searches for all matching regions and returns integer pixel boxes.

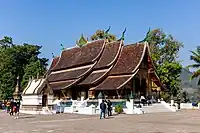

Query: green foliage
[157,61,182,97]
[160,91,171,102]
[114,104,123,114]
[0,37,48,99]
[146,28,183,99]
[0,36,13,48]
[190,89,200,102]
[181,91,189,103]
[187,46,200,85]
[90,30,117,42]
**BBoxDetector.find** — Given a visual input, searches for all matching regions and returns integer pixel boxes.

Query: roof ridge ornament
[52,53,55,58]
[139,27,151,43]
[118,28,127,41]
[76,34,88,47]
[104,26,111,39]
[61,44,65,51]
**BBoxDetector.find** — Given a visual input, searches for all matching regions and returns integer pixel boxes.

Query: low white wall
[180,103,193,109]
[64,107,74,113]
[180,103,200,109]
[78,106,96,115]
[63,105,96,115]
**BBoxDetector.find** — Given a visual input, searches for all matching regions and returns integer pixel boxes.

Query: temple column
[139,72,142,97]
[132,78,135,95]
[147,72,152,97]
[150,79,152,96]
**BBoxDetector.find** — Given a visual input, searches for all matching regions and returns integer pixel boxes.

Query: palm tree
[187,46,200,84]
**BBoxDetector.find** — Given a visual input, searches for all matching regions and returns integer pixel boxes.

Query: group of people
[100,100,112,119]
[5,99,20,119]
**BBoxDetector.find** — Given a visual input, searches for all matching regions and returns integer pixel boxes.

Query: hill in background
[180,68,200,101]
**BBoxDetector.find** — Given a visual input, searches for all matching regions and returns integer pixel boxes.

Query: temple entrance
[140,79,146,96]
[71,85,89,100]
[134,78,147,98]
[42,95,47,107]
[134,78,140,98]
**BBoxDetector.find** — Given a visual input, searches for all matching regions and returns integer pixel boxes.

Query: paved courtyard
[0,110,200,133]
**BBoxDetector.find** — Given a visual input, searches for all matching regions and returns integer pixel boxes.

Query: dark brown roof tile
[50,80,75,90]
[109,43,145,75]
[52,40,105,71]
[94,41,122,69]
[79,71,106,85]
[48,67,90,82]
[49,56,60,70]
[94,75,132,90]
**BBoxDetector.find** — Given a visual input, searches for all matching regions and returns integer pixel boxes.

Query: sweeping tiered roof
[79,41,123,85]
[47,39,164,91]
[45,56,60,75]
[48,40,106,90]
[94,42,146,90]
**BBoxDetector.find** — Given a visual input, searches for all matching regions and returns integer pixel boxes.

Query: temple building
[47,38,165,101]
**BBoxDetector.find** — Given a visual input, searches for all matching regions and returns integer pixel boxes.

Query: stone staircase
[41,107,54,115]
[142,103,175,113]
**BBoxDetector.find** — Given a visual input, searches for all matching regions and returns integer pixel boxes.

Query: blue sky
[1,0,200,67]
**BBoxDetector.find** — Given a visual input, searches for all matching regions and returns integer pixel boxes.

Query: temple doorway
[42,95,48,107]
[140,79,147,97]
[71,85,89,100]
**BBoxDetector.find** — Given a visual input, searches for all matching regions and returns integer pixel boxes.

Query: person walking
[100,100,106,119]
[14,100,20,119]
[10,99,14,116]
[107,100,112,116]
[6,100,11,113]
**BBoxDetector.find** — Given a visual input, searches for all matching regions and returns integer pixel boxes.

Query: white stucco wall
[22,95,54,106]
[22,95,42,105]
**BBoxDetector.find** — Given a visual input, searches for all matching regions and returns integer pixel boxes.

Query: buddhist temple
[47,38,165,100]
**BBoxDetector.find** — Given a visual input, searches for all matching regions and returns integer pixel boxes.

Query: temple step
[142,103,175,113]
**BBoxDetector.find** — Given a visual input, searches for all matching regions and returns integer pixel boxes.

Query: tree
[90,30,117,42]
[181,91,189,103]
[0,36,13,48]
[146,28,183,99]
[0,37,48,99]
[187,46,200,85]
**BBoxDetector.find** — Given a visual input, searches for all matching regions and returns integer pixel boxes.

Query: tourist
[107,100,112,116]
[140,96,147,106]
[13,100,17,119]
[100,100,106,119]
[6,100,10,113]
[14,100,20,119]
[9,99,14,116]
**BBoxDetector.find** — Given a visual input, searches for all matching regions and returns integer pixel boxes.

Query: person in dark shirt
[9,99,14,116]
[14,100,20,119]
[107,100,112,116]
[100,100,106,119]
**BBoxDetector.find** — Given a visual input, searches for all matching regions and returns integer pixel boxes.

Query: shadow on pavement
[18,115,36,119]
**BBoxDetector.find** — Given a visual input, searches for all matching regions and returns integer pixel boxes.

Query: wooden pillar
[139,72,142,97]
[132,78,135,94]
